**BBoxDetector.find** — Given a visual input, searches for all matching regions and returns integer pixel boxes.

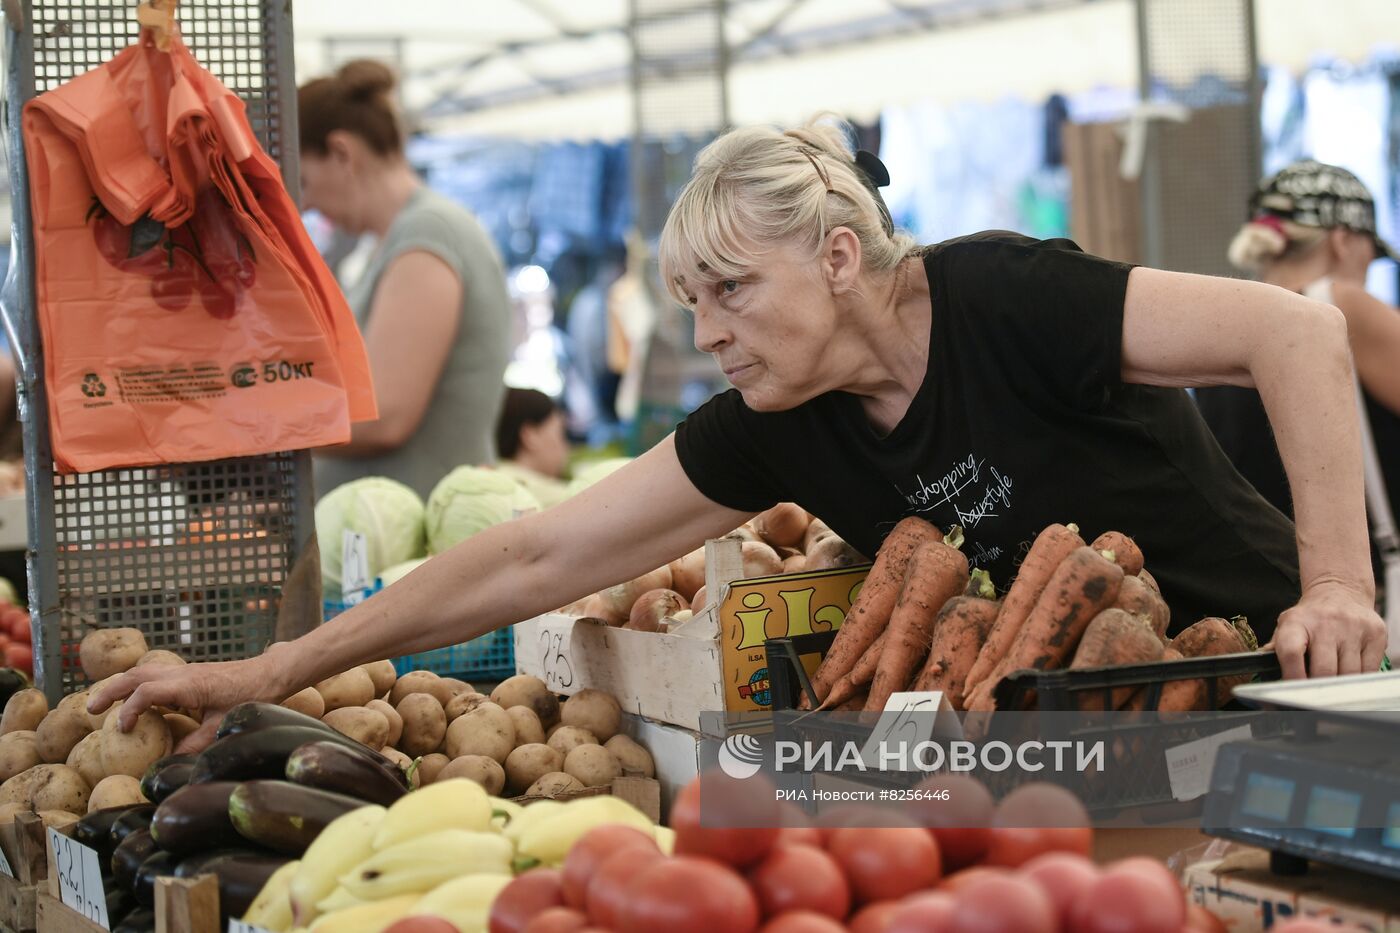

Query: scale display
[1203,726,1400,881]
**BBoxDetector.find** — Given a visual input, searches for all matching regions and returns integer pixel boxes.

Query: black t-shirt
[675,232,1301,641]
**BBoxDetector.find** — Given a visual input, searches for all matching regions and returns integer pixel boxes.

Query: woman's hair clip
[853,149,895,237]
[854,150,891,188]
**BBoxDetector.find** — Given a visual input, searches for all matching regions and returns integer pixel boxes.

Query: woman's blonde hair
[659,119,918,307]
[1227,215,1327,274]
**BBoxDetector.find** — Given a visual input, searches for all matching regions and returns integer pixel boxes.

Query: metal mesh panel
[1136,0,1260,277]
[9,0,312,699]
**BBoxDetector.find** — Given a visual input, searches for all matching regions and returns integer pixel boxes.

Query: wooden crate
[511,774,662,823]
[38,823,219,933]
[0,813,49,933]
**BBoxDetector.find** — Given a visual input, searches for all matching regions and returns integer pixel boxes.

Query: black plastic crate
[764,633,1287,816]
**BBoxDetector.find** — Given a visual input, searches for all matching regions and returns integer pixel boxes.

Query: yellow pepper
[501,800,565,847]
[515,795,654,866]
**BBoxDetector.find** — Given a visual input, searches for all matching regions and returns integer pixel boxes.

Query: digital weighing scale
[1200,673,1400,880]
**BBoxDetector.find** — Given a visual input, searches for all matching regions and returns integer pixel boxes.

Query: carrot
[1091,531,1144,576]
[866,532,970,711]
[1121,646,1185,713]
[1128,617,1259,712]
[965,546,1125,711]
[1069,608,1165,710]
[1113,574,1170,640]
[912,594,1000,710]
[817,631,887,710]
[836,690,869,712]
[962,523,1084,703]
[809,516,943,702]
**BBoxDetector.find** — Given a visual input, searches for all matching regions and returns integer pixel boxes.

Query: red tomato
[848,901,903,933]
[615,856,760,933]
[1018,851,1100,926]
[826,826,942,904]
[4,644,32,674]
[1185,904,1228,933]
[885,891,958,933]
[383,920,461,933]
[984,785,1093,869]
[939,866,1011,894]
[773,825,823,849]
[489,868,567,933]
[0,635,11,652]
[913,774,995,871]
[816,803,908,843]
[670,771,779,868]
[10,620,29,646]
[560,825,657,908]
[584,847,657,930]
[1068,869,1185,933]
[757,911,847,933]
[521,908,589,933]
[950,873,1057,933]
[749,840,851,920]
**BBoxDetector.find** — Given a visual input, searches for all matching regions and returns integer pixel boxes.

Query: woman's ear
[325,129,359,168]
[822,226,863,294]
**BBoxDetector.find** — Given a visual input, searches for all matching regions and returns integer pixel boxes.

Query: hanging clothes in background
[880,95,1078,246]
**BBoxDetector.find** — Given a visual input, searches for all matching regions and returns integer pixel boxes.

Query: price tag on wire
[48,828,109,928]
[341,530,372,605]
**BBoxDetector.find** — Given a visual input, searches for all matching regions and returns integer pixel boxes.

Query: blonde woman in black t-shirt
[92,123,1386,748]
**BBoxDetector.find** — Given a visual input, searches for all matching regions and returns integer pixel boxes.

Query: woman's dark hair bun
[337,59,396,100]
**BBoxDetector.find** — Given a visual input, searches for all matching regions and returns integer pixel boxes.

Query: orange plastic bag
[22,31,375,473]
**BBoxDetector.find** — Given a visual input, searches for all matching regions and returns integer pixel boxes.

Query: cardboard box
[1185,848,1400,932]
[515,539,867,729]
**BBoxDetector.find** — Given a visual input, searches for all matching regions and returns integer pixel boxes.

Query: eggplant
[140,754,196,804]
[173,849,275,877]
[0,669,29,710]
[149,782,244,854]
[76,805,151,858]
[133,850,178,907]
[109,806,157,846]
[111,829,158,894]
[228,781,364,856]
[105,885,136,926]
[175,852,291,921]
[285,739,409,805]
[215,702,336,740]
[113,908,155,933]
[190,725,363,784]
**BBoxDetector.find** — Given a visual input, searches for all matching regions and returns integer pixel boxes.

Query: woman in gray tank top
[298,60,512,500]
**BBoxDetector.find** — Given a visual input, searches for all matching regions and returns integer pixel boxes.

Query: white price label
[48,828,109,929]
[0,839,13,878]
[341,530,371,604]
[538,628,575,690]
[229,921,274,933]
[1165,725,1253,802]
[860,691,952,771]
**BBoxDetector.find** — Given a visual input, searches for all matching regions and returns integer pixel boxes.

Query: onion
[755,503,810,549]
[625,589,688,632]
[806,535,867,571]
[740,541,784,578]
[668,548,706,602]
[579,593,626,626]
[782,554,807,574]
[691,585,708,613]
[599,565,673,618]
[803,518,833,553]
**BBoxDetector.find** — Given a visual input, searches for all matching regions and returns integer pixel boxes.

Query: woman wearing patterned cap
[94,123,1385,748]
[1198,160,1400,532]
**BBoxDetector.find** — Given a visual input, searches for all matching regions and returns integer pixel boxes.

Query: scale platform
[1201,673,1400,880]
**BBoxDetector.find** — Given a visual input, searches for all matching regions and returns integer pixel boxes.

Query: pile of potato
[282,670,657,799]
[0,628,188,828]
[563,503,866,633]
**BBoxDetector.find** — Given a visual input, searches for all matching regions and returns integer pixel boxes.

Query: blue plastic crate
[323,586,516,682]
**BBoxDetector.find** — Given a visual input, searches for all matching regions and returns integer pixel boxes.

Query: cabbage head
[380,557,430,587]
[317,477,427,593]
[564,457,633,498]
[426,466,540,554]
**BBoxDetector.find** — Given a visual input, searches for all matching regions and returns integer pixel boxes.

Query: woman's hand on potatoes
[87,653,287,752]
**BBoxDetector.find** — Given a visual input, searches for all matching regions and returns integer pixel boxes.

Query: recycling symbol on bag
[81,373,107,398]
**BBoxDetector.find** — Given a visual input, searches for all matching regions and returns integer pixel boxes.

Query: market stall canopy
[290,0,1400,140]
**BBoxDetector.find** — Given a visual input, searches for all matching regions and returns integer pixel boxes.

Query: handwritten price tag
[229,921,274,933]
[1165,724,1253,802]
[860,691,949,772]
[538,628,575,690]
[48,828,109,929]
